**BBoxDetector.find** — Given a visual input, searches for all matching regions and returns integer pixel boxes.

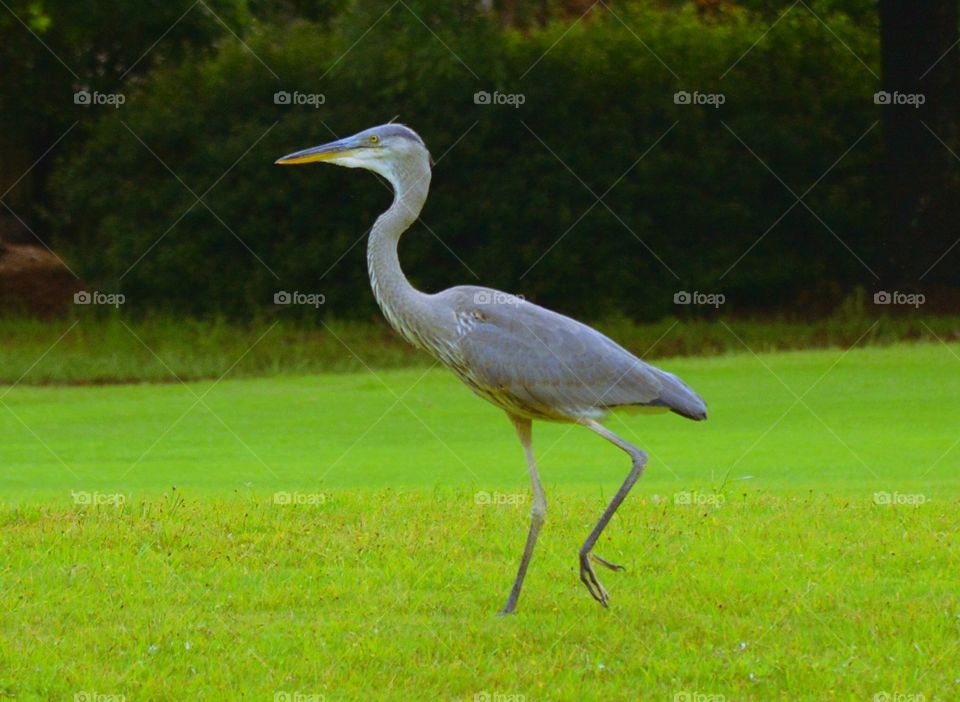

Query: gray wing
[437,286,707,422]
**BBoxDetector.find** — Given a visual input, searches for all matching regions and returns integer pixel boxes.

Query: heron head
[275,124,431,183]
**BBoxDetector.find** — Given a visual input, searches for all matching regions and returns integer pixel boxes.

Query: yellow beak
[275,138,360,165]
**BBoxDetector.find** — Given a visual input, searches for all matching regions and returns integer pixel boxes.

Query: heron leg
[576,418,648,608]
[500,415,546,616]
[590,553,626,571]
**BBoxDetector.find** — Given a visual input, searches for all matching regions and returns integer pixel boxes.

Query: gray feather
[432,286,707,422]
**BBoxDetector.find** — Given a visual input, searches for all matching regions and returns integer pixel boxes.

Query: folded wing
[441,286,707,422]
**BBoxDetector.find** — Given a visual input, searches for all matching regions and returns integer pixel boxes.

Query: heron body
[277,123,707,613]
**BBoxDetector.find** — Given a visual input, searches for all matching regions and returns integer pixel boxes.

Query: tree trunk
[878,0,960,289]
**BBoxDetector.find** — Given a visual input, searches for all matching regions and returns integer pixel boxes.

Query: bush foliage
[50,1,883,321]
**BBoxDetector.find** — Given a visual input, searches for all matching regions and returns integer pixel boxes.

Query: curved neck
[367,153,432,345]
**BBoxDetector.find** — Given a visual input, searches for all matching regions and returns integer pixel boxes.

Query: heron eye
[370,135,380,144]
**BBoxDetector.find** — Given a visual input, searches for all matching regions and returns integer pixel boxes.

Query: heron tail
[654,369,708,421]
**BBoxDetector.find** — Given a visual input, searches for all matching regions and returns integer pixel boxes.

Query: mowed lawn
[1,342,958,700]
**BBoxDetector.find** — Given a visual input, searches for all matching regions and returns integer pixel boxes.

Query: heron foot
[590,553,625,572]
[579,551,610,607]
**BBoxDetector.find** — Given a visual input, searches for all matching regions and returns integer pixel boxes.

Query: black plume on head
[377,123,426,147]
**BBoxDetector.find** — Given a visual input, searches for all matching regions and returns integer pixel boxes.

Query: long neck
[367,154,432,347]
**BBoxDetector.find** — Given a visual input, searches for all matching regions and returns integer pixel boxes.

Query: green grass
[1,311,958,384]
[2,491,956,701]
[1,342,958,699]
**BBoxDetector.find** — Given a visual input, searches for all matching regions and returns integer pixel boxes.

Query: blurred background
[1,0,958,375]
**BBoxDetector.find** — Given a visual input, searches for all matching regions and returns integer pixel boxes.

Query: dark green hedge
[50,1,883,321]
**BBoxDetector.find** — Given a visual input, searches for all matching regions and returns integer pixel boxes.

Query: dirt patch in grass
[0,241,80,318]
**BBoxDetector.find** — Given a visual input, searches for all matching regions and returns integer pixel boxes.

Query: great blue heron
[276,123,707,614]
